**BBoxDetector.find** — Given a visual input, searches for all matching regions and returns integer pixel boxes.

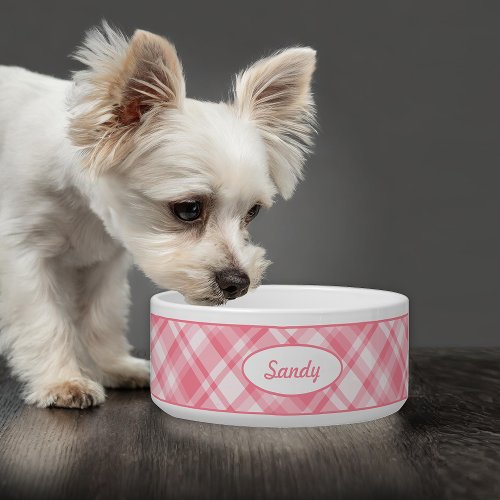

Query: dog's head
[69,23,316,305]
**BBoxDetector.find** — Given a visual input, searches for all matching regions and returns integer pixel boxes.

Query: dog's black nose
[215,269,250,300]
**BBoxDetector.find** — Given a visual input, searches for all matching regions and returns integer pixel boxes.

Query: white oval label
[242,345,342,396]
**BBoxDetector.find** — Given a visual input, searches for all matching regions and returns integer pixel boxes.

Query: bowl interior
[156,285,407,313]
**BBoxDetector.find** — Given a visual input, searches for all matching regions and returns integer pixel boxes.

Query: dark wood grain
[1,349,499,500]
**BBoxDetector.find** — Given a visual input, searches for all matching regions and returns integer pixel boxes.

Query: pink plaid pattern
[151,314,409,415]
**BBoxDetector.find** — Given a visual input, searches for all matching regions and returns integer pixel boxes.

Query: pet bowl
[150,285,409,427]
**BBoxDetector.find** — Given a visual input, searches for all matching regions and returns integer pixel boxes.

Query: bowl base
[151,396,407,428]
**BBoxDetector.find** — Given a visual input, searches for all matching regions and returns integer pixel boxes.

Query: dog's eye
[172,201,202,222]
[245,204,261,223]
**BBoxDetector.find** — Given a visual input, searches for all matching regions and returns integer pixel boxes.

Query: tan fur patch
[42,379,105,409]
[232,47,317,198]
[69,24,185,175]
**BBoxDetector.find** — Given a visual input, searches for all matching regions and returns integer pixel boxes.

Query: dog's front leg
[78,249,150,389]
[0,247,106,408]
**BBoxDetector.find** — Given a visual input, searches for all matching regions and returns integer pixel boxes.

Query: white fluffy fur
[0,23,316,408]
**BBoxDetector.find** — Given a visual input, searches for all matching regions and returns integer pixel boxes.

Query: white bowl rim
[150,285,409,327]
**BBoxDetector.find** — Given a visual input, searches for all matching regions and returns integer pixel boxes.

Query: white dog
[0,23,316,408]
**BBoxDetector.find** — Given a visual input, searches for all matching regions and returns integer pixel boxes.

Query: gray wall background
[1,0,498,350]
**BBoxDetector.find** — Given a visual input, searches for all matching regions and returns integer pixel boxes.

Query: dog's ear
[233,48,317,199]
[69,22,185,175]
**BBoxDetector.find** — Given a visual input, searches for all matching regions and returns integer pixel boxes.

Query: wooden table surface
[1,349,499,500]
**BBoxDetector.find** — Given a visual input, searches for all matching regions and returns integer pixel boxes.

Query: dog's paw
[102,357,150,389]
[25,378,106,409]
